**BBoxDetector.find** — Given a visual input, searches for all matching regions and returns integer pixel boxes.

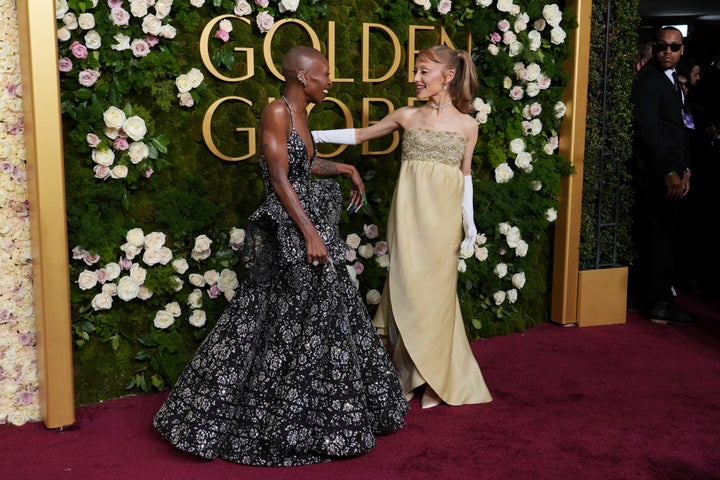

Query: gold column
[16,1,76,428]
[550,0,592,325]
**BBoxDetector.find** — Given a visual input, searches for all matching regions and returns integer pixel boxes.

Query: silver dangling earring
[297,73,307,87]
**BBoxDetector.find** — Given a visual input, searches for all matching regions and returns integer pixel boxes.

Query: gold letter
[407,25,435,81]
[328,21,353,83]
[203,96,256,162]
[315,97,354,158]
[264,19,321,80]
[362,98,399,155]
[200,15,254,82]
[362,23,401,83]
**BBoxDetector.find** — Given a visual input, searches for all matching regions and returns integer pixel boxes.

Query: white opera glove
[311,128,357,145]
[461,175,478,251]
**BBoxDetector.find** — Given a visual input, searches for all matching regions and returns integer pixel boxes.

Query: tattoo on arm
[312,158,339,176]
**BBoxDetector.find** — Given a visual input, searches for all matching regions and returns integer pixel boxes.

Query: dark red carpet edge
[2,292,719,480]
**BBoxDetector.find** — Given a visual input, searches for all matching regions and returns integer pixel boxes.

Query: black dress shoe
[649,301,699,325]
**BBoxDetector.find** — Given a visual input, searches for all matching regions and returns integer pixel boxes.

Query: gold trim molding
[551,0,592,325]
[17,1,76,428]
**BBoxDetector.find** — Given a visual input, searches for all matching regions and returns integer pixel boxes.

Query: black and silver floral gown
[153,98,408,466]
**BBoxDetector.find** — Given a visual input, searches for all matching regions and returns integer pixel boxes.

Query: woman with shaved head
[153,46,408,466]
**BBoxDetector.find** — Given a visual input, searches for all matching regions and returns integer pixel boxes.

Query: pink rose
[131,39,150,57]
[145,35,159,47]
[255,0,269,6]
[353,262,365,275]
[437,0,452,15]
[110,7,130,26]
[119,257,132,269]
[93,164,111,179]
[256,11,274,33]
[363,224,379,239]
[86,133,101,148]
[490,32,501,43]
[78,68,100,87]
[59,57,73,72]
[374,241,388,256]
[70,41,88,59]
[113,137,129,151]
[215,29,230,42]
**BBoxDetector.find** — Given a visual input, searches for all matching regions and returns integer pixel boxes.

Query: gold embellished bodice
[401,128,466,168]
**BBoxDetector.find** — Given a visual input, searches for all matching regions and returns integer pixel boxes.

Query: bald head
[281,46,326,78]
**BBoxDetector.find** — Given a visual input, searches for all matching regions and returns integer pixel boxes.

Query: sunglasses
[653,42,683,52]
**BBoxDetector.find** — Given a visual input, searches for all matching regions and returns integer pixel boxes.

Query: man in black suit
[629,26,697,325]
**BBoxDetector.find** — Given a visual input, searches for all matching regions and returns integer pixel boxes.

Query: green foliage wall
[58,0,574,404]
[579,0,637,269]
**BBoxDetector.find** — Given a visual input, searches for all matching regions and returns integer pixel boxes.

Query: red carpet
[2,293,719,480]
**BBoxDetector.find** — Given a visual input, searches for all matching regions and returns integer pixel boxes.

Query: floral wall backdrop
[51,0,575,406]
[0,0,40,426]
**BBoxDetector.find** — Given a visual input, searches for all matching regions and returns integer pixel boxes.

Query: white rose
[505,226,522,247]
[496,0,513,12]
[187,68,204,88]
[203,269,219,285]
[493,290,506,305]
[476,233,487,245]
[178,92,194,108]
[458,258,467,273]
[225,289,236,302]
[141,14,163,35]
[57,26,72,42]
[191,0,205,6]
[509,138,525,154]
[142,248,163,266]
[126,227,145,247]
[56,0,69,19]
[375,254,390,268]
[127,283,147,302]
[153,310,175,329]
[117,276,140,301]
[358,244,374,259]
[507,289,518,304]
[497,222,511,235]
[515,240,529,257]
[77,12,95,29]
[512,271,527,289]
[84,30,102,50]
[128,141,149,164]
[530,180,543,191]
[104,262,122,281]
[193,234,213,253]
[474,246,489,261]
[144,231,166,249]
[77,270,98,290]
[188,289,203,308]
[120,242,141,260]
[111,33,131,51]
[502,31,516,45]
[219,19,233,33]
[159,25,177,39]
[129,264,147,284]
[173,258,189,274]
[165,301,182,317]
[494,163,514,183]
[555,101,567,118]
[188,309,207,327]
[110,165,128,179]
[550,26,567,45]
[366,289,381,305]
[487,44,499,56]
[477,0,492,6]
[122,116,147,141]
[255,11,274,33]
[189,273,206,287]
[101,282,118,296]
[526,82,541,97]
[155,1,172,19]
[503,76,513,89]
[92,148,115,167]
[525,63,541,81]
[175,74,192,94]
[542,4,563,27]
[229,227,245,250]
[130,0,148,17]
[278,0,299,12]
[91,293,113,311]
[459,245,474,259]
[103,106,126,129]
[528,30,542,51]
[546,207,558,222]
[515,152,532,172]
[346,233,361,249]
[494,262,508,278]
[217,269,239,292]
